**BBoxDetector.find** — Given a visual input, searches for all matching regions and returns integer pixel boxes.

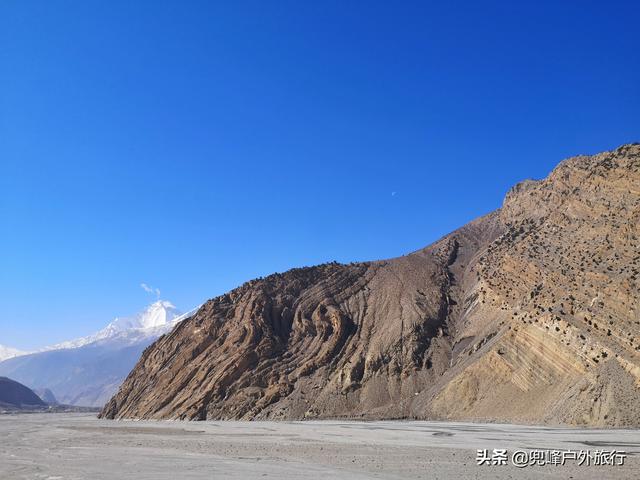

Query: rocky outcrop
[101,144,640,426]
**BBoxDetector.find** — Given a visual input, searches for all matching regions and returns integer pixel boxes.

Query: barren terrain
[1,413,639,479]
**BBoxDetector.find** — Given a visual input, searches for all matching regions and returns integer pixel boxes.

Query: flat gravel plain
[1,413,639,479]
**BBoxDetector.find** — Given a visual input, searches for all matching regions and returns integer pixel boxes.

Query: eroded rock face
[101,144,640,426]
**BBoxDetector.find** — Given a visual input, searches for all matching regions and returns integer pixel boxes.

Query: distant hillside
[0,377,46,409]
[33,388,58,405]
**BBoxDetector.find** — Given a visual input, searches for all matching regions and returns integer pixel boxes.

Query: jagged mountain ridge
[102,144,640,426]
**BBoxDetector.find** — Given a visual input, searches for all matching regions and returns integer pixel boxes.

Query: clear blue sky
[1,1,638,350]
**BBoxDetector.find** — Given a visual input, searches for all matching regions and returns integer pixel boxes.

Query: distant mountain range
[0,301,197,407]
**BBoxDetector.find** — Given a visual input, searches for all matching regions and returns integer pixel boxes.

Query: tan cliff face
[101,144,640,426]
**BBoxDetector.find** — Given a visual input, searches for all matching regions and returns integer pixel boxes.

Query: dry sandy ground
[0,413,639,479]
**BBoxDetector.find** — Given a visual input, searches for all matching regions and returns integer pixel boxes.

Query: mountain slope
[101,144,640,426]
[0,301,195,407]
[33,388,58,405]
[0,377,46,409]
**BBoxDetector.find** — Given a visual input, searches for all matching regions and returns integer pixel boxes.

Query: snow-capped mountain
[42,300,194,351]
[0,300,198,407]
[0,345,25,362]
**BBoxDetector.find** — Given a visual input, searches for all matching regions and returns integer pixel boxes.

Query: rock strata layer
[102,144,640,426]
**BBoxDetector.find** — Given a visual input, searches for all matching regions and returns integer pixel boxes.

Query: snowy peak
[0,345,26,362]
[42,300,190,351]
[0,300,200,408]
[106,300,181,332]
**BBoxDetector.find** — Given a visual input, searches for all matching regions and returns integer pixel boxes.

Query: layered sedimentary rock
[102,144,640,426]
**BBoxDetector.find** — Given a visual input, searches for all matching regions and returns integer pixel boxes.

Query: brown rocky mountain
[101,144,640,426]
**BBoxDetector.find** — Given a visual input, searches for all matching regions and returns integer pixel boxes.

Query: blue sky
[1,1,638,350]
